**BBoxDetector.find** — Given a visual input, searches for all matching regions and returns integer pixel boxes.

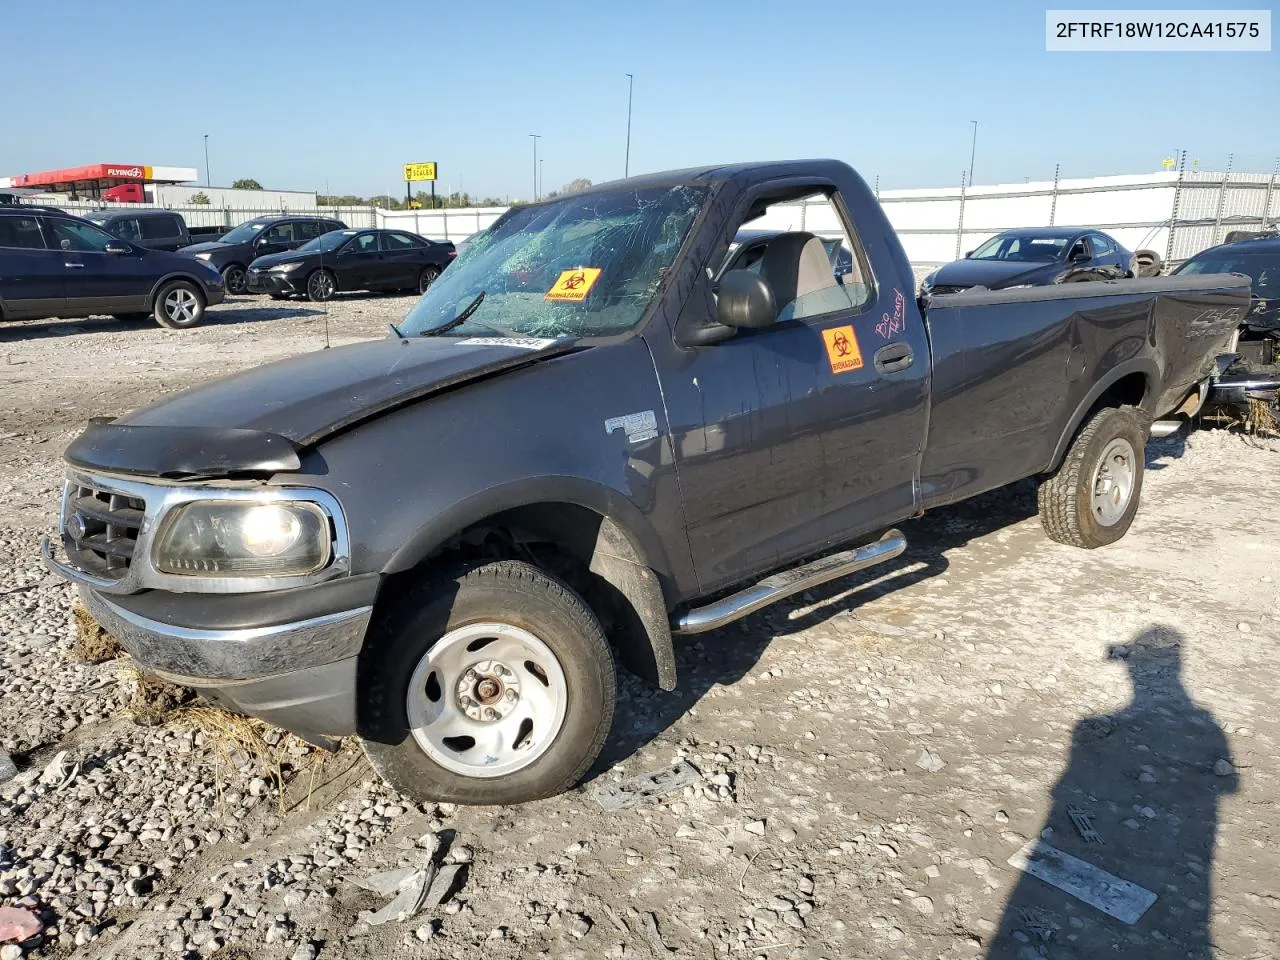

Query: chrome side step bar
[672,529,907,635]
[1149,420,1183,438]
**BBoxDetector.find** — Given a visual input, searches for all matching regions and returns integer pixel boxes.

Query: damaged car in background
[43,159,1249,806]
[1174,233,1280,424]
[918,227,1139,295]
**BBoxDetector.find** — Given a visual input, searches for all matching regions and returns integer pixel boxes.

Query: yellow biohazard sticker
[822,325,864,374]
[545,268,602,302]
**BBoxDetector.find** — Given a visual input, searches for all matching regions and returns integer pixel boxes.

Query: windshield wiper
[420,292,485,337]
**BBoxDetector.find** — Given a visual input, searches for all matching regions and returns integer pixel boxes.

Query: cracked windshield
[398,184,706,339]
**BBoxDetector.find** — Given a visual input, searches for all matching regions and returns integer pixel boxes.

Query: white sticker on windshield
[455,337,561,350]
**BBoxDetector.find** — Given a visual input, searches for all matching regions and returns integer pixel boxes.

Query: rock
[1237,622,1252,634]
[204,892,229,912]
[291,944,317,960]
[915,749,946,773]
[415,924,435,941]
[776,827,798,844]
[744,819,767,836]
[567,914,592,939]
[923,865,941,879]
[912,896,934,916]
[0,907,42,943]
[0,753,15,785]
[1123,819,1141,829]
[994,810,1009,824]
[1214,758,1235,777]
[0,946,21,960]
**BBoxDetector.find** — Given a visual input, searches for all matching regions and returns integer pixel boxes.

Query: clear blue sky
[2,0,1276,199]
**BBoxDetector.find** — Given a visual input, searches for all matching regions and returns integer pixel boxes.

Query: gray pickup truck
[44,160,1248,805]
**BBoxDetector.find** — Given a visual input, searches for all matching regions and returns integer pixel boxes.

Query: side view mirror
[716,269,777,329]
[105,241,131,255]
[1070,247,1091,263]
[963,250,973,258]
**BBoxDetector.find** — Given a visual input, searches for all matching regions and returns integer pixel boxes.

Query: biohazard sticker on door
[545,268,602,302]
[821,325,864,374]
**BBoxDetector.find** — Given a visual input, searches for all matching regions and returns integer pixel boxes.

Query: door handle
[874,342,914,374]
[64,262,85,269]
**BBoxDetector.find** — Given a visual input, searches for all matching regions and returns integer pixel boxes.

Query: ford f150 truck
[43,160,1249,805]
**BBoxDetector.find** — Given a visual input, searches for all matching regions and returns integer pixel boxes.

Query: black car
[183,215,347,295]
[1175,235,1280,415]
[245,228,456,301]
[921,228,1135,295]
[83,209,192,252]
[0,206,225,329]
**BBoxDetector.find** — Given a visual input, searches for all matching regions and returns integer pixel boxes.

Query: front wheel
[153,280,206,329]
[1038,406,1145,548]
[306,269,336,302]
[358,560,616,805]
[221,264,247,295]
[417,265,441,294]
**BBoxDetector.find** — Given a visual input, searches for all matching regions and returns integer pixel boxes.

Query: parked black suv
[83,209,193,252]
[183,215,347,294]
[0,206,225,329]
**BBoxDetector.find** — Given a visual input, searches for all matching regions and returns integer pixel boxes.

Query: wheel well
[377,502,676,689]
[1092,371,1149,413]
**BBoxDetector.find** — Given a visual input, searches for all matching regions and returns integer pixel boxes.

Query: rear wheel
[152,280,206,329]
[417,265,441,294]
[306,269,336,302]
[221,264,247,295]
[358,560,616,805]
[1038,406,1145,548]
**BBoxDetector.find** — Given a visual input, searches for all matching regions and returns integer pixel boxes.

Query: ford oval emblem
[67,514,87,540]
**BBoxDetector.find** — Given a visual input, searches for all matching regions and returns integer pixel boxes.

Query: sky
[2,0,1277,200]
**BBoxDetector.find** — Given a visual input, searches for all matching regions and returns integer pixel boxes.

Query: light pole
[625,73,634,178]
[539,159,544,199]
[203,134,211,187]
[967,120,978,188]
[530,134,540,201]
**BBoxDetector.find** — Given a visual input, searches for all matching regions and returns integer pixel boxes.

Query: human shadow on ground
[987,626,1236,960]
[595,480,1041,777]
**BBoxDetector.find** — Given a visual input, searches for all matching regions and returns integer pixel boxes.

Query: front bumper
[205,283,226,307]
[245,269,304,295]
[43,537,371,745]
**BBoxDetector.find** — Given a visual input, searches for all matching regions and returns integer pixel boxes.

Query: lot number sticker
[822,325,864,374]
[546,268,602,302]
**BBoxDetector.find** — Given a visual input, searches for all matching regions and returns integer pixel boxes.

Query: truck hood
[115,334,579,452]
[930,258,1054,290]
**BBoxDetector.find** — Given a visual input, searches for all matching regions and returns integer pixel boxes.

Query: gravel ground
[1,293,1278,960]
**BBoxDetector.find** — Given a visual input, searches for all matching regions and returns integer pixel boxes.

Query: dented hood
[86,336,578,473]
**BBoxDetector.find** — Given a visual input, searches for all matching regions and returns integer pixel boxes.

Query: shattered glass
[398,185,707,340]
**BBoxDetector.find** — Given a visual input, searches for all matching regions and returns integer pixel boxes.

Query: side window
[323,221,345,234]
[380,232,419,250]
[141,216,179,239]
[0,216,47,249]
[351,232,379,253]
[49,219,117,253]
[111,218,141,242]
[295,220,322,242]
[261,222,295,244]
[1088,235,1113,257]
[1069,237,1090,260]
[727,191,871,322]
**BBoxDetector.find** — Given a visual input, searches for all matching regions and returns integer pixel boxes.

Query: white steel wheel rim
[406,621,568,778]
[163,288,198,323]
[1091,437,1136,526]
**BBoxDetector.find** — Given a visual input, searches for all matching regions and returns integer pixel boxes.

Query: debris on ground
[359,853,467,927]
[593,761,701,811]
[68,604,123,664]
[0,906,42,943]
[1067,804,1103,844]
[124,665,197,726]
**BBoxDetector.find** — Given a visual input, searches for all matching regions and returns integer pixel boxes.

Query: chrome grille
[63,482,147,579]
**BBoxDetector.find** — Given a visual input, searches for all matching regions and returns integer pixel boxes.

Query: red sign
[12,164,154,187]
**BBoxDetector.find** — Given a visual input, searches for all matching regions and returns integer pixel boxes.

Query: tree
[231,178,263,190]
[544,178,592,200]
[190,191,211,205]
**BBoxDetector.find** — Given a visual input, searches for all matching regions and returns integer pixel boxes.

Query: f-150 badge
[605,410,658,444]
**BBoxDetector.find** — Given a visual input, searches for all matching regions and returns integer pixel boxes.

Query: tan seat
[758,231,852,321]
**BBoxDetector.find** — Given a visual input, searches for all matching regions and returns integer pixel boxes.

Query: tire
[358,560,616,805]
[1134,249,1163,278]
[152,280,206,330]
[306,269,336,302]
[1038,406,1145,548]
[221,264,247,295]
[417,265,441,294]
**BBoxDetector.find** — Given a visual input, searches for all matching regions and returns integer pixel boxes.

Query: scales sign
[403,162,438,182]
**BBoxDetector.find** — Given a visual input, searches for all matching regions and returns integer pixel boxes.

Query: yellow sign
[403,162,437,182]
[1161,157,1176,169]
[545,268,602,302]
[821,325,864,375]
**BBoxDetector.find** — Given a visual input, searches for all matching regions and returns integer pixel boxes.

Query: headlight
[269,261,305,272]
[153,500,332,577]
[195,252,215,261]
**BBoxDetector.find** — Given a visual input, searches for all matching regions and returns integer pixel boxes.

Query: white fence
[25,165,1280,265]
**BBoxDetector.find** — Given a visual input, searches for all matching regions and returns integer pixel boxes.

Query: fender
[383,476,678,690]
[1046,357,1160,472]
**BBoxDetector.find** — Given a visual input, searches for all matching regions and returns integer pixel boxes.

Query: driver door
[49,219,152,314]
